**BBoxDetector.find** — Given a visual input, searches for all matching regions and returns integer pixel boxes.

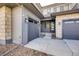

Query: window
[68,4,70,10]
[46,22,50,29]
[51,8,54,13]
[43,9,48,15]
[28,17,38,24]
[51,22,54,31]
[60,6,64,11]
[47,8,51,14]
[53,7,57,13]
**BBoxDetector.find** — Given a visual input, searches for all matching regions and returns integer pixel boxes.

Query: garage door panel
[63,20,79,40]
[28,22,39,42]
[63,35,79,40]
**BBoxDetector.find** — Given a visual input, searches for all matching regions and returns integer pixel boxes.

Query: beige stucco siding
[56,13,79,38]
[12,5,41,44]
[12,6,23,44]
[22,6,40,21]
[22,6,41,36]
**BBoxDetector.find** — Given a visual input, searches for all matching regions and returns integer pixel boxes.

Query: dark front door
[63,20,79,40]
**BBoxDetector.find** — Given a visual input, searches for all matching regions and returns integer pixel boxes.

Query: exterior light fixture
[25,18,28,23]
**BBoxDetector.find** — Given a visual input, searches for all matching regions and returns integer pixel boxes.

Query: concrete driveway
[25,38,79,56]
[64,39,79,56]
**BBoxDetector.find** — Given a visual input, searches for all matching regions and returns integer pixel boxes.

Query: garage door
[28,18,39,42]
[63,20,79,40]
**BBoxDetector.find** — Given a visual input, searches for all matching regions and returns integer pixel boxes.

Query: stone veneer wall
[0,6,11,44]
[0,6,5,40]
[5,6,11,40]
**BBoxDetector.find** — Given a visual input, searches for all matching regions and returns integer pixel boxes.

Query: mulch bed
[0,44,18,55]
[5,46,48,56]
[0,44,48,56]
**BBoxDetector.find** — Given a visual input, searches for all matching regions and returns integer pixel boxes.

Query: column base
[0,39,12,45]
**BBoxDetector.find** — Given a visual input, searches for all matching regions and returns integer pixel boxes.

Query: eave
[51,9,79,16]
[22,3,44,19]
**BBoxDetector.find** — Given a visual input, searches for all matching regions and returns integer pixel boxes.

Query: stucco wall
[12,5,41,45]
[22,6,40,21]
[12,6,23,44]
[22,6,41,36]
[56,13,79,39]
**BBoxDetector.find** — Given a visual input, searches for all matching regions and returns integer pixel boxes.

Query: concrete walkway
[25,37,79,56]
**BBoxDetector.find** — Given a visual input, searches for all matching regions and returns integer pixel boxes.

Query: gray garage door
[22,17,39,44]
[63,20,79,40]
[28,18,39,42]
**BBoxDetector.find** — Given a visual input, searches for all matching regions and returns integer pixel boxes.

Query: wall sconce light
[25,18,28,23]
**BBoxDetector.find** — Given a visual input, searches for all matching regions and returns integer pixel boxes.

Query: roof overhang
[0,3,44,19]
[51,9,79,16]
[22,3,44,19]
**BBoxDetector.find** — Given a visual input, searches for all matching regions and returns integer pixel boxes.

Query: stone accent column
[0,6,5,44]
[0,6,11,44]
[5,6,12,44]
